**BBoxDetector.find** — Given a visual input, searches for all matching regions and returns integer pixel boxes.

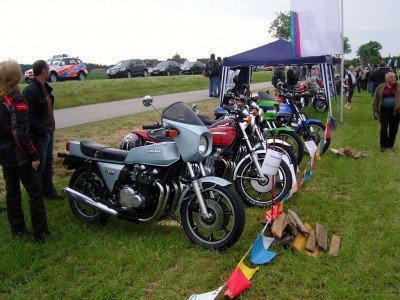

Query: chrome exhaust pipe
[63,187,118,216]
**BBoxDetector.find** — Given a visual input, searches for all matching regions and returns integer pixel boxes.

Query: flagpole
[340,0,344,123]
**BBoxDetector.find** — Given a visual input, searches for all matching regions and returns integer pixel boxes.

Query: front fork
[239,122,267,180]
[186,162,212,220]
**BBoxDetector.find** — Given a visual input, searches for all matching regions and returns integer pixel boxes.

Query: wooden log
[272,234,292,247]
[271,212,287,239]
[305,228,316,252]
[293,233,307,252]
[315,223,328,251]
[288,210,309,234]
[304,223,319,257]
[329,235,341,256]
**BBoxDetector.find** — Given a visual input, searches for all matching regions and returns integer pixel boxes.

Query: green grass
[1,87,399,299]
[18,71,271,110]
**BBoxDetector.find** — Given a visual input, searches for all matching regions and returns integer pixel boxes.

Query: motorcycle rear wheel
[180,183,245,250]
[68,167,111,223]
[234,153,293,207]
[312,96,328,113]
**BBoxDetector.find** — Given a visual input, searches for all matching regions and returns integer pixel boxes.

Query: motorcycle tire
[180,183,245,250]
[273,131,304,165]
[68,166,111,223]
[234,153,293,207]
[312,96,328,113]
[297,121,330,155]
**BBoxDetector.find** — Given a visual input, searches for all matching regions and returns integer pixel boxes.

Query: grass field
[0,83,399,299]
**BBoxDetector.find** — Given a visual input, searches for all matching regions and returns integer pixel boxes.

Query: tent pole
[340,0,344,123]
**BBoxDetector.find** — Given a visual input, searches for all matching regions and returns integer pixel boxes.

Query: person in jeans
[22,60,63,200]
[0,59,49,240]
[205,53,220,97]
[344,65,356,107]
[372,71,400,152]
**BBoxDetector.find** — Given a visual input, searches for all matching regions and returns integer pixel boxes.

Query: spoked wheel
[180,183,245,250]
[68,167,110,223]
[235,152,292,207]
[313,96,328,113]
[274,131,304,165]
[297,121,330,155]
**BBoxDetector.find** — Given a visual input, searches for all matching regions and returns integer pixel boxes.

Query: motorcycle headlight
[258,108,265,123]
[241,109,249,118]
[198,135,208,156]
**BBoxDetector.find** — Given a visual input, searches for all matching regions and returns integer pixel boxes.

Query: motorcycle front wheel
[180,183,245,250]
[273,131,304,165]
[68,166,111,223]
[235,153,293,207]
[297,121,330,155]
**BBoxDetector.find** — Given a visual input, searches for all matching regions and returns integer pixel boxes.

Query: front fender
[295,119,323,130]
[233,149,266,179]
[175,176,232,214]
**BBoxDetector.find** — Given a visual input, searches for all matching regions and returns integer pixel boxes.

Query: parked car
[181,61,205,75]
[150,61,181,76]
[107,59,148,79]
[24,54,88,83]
[264,66,274,71]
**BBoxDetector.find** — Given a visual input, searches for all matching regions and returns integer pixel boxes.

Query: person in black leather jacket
[0,59,49,240]
[23,60,63,200]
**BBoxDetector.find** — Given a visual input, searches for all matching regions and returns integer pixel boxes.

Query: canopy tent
[223,39,333,67]
[220,39,335,113]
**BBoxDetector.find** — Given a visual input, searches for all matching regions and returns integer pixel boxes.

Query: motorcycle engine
[119,186,145,209]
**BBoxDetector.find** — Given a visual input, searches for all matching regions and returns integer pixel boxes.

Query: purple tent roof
[223,39,333,67]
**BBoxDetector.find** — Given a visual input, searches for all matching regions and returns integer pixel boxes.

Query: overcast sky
[1,0,399,65]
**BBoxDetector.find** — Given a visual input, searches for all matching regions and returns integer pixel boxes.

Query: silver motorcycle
[58,96,245,250]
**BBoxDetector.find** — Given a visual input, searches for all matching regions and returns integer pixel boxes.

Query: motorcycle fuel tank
[208,119,236,146]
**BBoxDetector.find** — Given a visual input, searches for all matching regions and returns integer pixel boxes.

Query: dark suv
[107,59,148,79]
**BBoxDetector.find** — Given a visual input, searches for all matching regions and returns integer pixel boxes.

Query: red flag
[224,267,252,299]
[264,202,282,222]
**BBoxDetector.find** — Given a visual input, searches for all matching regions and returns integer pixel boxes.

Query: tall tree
[268,11,290,41]
[357,41,382,64]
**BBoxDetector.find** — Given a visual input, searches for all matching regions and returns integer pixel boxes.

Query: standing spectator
[368,66,377,96]
[0,59,49,241]
[216,56,223,97]
[22,60,64,200]
[301,66,307,80]
[205,54,220,98]
[286,65,299,90]
[272,64,285,88]
[369,61,390,95]
[344,65,356,107]
[355,66,363,92]
[372,71,400,152]
[312,65,320,78]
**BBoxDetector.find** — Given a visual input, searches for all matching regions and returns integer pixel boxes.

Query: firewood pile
[330,146,368,159]
[270,210,341,257]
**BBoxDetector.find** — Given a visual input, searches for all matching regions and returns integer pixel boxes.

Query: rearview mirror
[142,95,153,107]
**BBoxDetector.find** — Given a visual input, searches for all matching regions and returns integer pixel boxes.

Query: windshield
[156,61,169,68]
[162,102,204,126]
[115,60,129,67]
[47,59,61,66]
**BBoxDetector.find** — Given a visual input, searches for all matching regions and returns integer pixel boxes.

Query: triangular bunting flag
[251,233,277,265]
[224,267,252,299]
[188,285,225,300]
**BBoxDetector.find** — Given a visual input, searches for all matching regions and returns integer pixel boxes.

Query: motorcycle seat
[80,140,129,162]
[198,114,219,126]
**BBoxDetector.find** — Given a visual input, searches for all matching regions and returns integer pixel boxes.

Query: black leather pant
[2,162,48,238]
